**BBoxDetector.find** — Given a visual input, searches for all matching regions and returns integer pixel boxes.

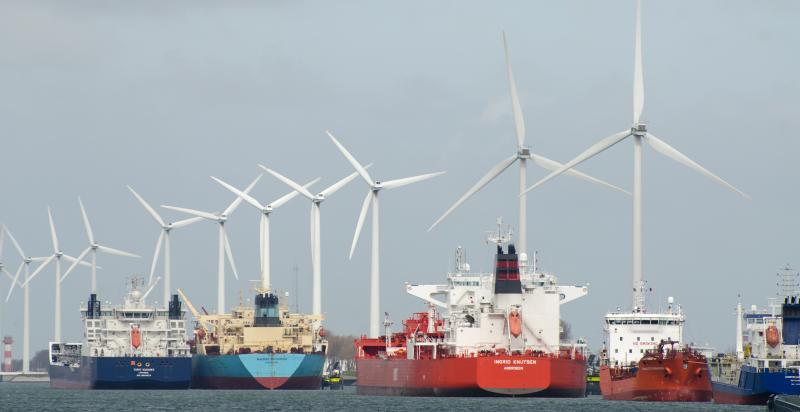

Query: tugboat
[181,288,326,389]
[712,266,800,405]
[354,222,589,397]
[599,298,712,402]
[48,278,192,389]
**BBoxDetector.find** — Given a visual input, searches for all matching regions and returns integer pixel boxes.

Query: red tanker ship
[355,225,589,397]
[600,339,712,401]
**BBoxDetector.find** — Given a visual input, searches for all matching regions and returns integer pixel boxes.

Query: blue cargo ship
[192,353,325,389]
[712,266,800,404]
[180,289,327,390]
[49,355,192,389]
[49,280,193,389]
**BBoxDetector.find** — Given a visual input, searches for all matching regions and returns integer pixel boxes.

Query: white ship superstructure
[604,298,684,367]
[404,223,588,356]
[80,278,190,358]
[734,267,800,368]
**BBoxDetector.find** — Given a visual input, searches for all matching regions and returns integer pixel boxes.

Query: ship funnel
[254,292,281,327]
[494,244,522,294]
[169,294,182,320]
[783,297,800,345]
[87,293,101,319]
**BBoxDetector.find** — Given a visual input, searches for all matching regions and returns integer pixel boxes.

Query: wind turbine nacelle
[632,123,647,136]
[518,147,531,158]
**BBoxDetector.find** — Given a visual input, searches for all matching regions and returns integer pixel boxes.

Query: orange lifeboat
[131,325,142,349]
[509,309,522,338]
[766,325,780,347]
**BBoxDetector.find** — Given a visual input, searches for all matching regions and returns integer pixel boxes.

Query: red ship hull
[599,349,712,402]
[356,355,586,397]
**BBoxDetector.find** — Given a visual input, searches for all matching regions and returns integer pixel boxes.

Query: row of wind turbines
[0,0,751,371]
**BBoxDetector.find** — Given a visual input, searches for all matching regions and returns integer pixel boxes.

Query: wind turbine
[428,32,629,255]
[259,165,365,319]
[3,225,48,374]
[127,186,204,306]
[327,130,445,338]
[61,197,141,292]
[162,174,261,314]
[521,0,749,311]
[211,174,320,293]
[22,208,92,341]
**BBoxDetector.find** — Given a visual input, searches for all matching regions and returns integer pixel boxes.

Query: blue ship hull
[713,365,800,404]
[191,353,325,389]
[48,356,192,389]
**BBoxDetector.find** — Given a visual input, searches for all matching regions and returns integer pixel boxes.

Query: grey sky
[0,0,797,356]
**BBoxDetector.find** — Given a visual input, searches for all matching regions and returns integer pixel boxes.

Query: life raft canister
[766,325,780,348]
[509,309,522,338]
[131,325,142,349]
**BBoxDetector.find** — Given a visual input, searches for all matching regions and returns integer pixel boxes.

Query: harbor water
[0,383,763,411]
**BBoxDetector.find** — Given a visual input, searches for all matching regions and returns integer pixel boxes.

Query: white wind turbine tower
[522,0,749,311]
[211,174,320,293]
[162,175,261,314]
[61,197,140,292]
[127,186,204,306]
[3,225,48,374]
[23,208,92,341]
[327,130,445,338]
[428,32,629,255]
[259,165,365,319]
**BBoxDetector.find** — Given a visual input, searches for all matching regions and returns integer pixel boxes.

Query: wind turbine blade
[149,231,165,286]
[63,255,95,269]
[97,245,140,259]
[12,262,23,287]
[644,133,750,200]
[171,216,204,229]
[47,207,59,253]
[22,255,54,287]
[503,32,525,148]
[5,262,24,302]
[223,174,262,216]
[633,0,644,124]
[320,164,373,198]
[223,228,238,280]
[127,186,166,227]
[270,178,321,210]
[428,155,517,231]
[211,176,264,211]
[60,247,91,283]
[531,154,631,196]
[326,130,373,185]
[521,130,631,196]
[161,205,219,221]
[142,276,161,301]
[382,171,445,190]
[1,267,13,283]
[78,197,95,244]
[349,191,373,259]
[259,166,315,200]
[2,225,26,260]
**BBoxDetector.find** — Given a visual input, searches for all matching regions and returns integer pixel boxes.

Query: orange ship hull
[599,350,712,402]
[357,355,586,397]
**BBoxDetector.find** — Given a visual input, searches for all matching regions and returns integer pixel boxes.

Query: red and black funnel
[494,244,521,294]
